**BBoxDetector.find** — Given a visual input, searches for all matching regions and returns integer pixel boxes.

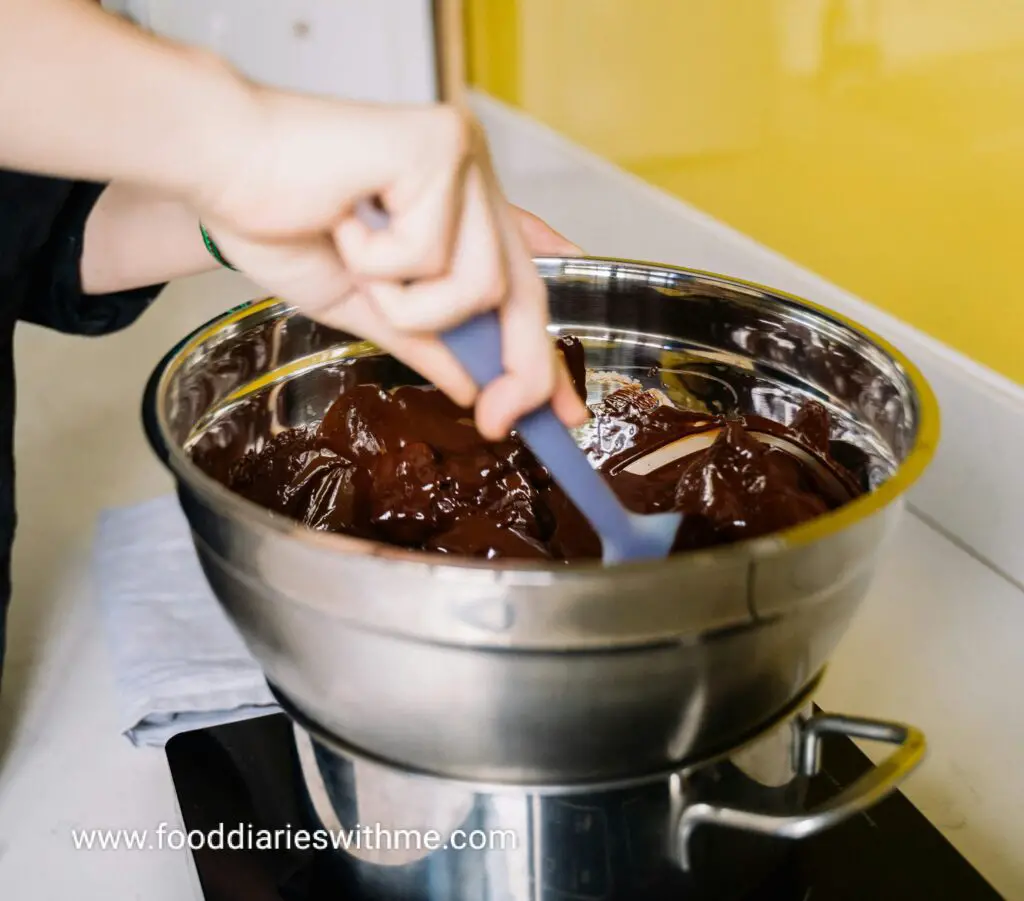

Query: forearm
[80,183,217,294]
[0,0,256,199]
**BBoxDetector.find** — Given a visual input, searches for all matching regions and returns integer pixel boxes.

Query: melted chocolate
[206,338,867,561]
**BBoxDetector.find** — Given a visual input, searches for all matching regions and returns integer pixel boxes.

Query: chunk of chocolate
[672,419,829,543]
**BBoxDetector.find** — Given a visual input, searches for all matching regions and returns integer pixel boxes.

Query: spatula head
[601,510,684,564]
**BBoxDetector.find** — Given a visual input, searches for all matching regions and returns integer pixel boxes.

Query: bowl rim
[142,256,941,578]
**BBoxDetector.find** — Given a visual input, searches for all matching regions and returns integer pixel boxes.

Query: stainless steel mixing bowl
[142,257,939,784]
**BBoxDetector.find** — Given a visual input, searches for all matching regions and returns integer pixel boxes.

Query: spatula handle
[439,310,507,386]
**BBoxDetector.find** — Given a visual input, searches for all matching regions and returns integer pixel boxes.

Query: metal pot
[142,257,939,783]
[285,677,924,901]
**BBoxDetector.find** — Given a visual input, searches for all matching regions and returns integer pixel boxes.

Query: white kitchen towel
[93,493,279,747]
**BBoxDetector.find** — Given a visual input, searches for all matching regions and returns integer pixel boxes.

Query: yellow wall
[465,0,1024,383]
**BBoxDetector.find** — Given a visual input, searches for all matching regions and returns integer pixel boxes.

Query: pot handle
[675,713,926,870]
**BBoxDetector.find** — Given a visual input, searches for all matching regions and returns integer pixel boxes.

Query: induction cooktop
[166,712,1003,901]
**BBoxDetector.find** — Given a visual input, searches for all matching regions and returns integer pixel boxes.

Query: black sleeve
[19,180,166,336]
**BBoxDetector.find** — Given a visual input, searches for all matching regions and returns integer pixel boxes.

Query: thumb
[511,207,583,256]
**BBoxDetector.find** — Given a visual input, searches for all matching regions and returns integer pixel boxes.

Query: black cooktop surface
[166,713,1003,901]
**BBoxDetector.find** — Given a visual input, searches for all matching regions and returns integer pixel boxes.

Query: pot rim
[142,256,940,579]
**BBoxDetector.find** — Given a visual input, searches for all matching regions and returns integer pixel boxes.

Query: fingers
[474,350,590,441]
[511,206,583,256]
[332,169,464,282]
[362,164,508,332]
[475,280,555,438]
[473,183,590,438]
[334,105,474,282]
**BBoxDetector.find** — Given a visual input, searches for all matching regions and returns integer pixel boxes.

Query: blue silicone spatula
[441,312,682,563]
[355,201,682,564]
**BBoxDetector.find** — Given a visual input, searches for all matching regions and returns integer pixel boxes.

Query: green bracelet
[200,222,238,271]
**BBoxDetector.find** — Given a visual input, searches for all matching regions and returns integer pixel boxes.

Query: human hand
[192,92,587,441]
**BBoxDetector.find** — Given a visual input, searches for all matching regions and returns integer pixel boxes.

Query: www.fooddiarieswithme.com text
[71,822,518,853]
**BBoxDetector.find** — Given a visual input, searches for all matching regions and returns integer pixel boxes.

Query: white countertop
[1,96,1023,899]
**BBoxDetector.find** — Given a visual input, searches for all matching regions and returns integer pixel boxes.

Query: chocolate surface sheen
[208,337,868,561]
